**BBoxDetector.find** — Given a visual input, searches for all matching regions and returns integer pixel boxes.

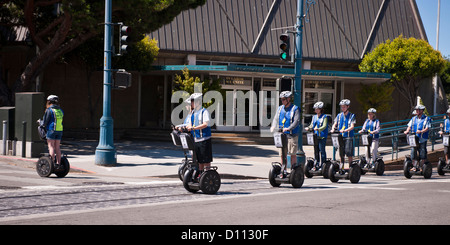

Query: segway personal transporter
[304,129,331,179]
[179,129,221,194]
[438,132,450,176]
[403,132,432,179]
[170,125,190,181]
[358,131,385,176]
[36,153,70,178]
[328,133,361,183]
[268,129,304,188]
[35,123,70,178]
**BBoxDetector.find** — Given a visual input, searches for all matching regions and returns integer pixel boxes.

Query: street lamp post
[95,0,117,166]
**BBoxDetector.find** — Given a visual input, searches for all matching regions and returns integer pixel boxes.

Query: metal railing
[332,114,447,161]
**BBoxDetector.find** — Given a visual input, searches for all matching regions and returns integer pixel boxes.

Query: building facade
[1,0,446,135]
[143,0,445,132]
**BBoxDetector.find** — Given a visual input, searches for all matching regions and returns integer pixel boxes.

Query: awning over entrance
[152,65,391,82]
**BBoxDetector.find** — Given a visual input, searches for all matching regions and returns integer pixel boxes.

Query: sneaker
[278,170,287,178]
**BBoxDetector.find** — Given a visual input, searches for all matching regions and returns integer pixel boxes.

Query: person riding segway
[181,93,221,194]
[403,105,432,179]
[268,91,304,188]
[438,108,450,176]
[328,99,361,183]
[35,95,70,178]
[304,101,331,178]
[358,108,385,175]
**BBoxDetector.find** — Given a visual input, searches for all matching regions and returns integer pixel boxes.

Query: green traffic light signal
[279,33,290,62]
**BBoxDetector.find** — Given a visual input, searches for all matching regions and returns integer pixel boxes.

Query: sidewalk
[1,139,445,180]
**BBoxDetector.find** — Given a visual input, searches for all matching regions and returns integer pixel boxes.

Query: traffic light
[119,24,131,55]
[279,33,290,62]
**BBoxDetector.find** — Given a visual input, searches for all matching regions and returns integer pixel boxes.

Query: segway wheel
[36,156,53,177]
[54,156,70,178]
[437,158,445,176]
[349,164,361,183]
[183,169,199,193]
[199,170,221,194]
[304,159,314,178]
[322,161,331,179]
[178,160,189,181]
[269,163,281,187]
[359,159,367,175]
[422,161,432,179]
[375,159,385,176]
[403,159,413,179]
[290,167,304,188]
[328,162,339,183]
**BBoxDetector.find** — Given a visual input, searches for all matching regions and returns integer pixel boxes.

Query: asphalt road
[1,160,450,226]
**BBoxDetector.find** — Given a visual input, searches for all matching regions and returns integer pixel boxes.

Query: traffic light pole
[294,0,305,166]
[95,0,117,166]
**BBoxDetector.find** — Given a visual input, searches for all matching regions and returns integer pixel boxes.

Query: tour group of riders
[173,90,450,179]
[41,91,450,180]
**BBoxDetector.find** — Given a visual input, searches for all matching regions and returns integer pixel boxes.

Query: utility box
[0,107,15,140]
[15,93,46,158]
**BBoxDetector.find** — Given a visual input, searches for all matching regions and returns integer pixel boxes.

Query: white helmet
[446,108,450,114]
[415,104,426,110]
[339,99,350,106]
[189,93,203,101]
[280,91,292,98]
[367,108,377,113]
[47,95,59,102]
[313,101,324,109]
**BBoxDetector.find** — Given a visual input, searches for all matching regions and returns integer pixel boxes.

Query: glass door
[217,89,253,132]
[303,90,335,127]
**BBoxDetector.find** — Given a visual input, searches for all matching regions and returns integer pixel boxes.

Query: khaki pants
[279,135,298,156]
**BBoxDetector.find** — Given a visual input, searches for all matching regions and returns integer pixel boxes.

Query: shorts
[279,135,298,156]
[338,137,354,159]
[194,138,213,163]
[47,130,63,140]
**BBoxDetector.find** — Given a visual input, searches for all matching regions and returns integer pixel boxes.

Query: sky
[416,0,450,59]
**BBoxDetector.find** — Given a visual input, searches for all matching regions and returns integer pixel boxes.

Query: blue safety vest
[444,118,450,133]
[364,119,380,139]
[278,104,299,135]
[188,108,211,140]
[336,112,355,138]
[311,113,328,139]
[410,114,431,140]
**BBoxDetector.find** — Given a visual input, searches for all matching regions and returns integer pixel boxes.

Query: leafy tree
[0,0,206,105]
[356,82,395,114]
[172,67,223,108]
[440,57,450,95]
[359,35,446,113]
